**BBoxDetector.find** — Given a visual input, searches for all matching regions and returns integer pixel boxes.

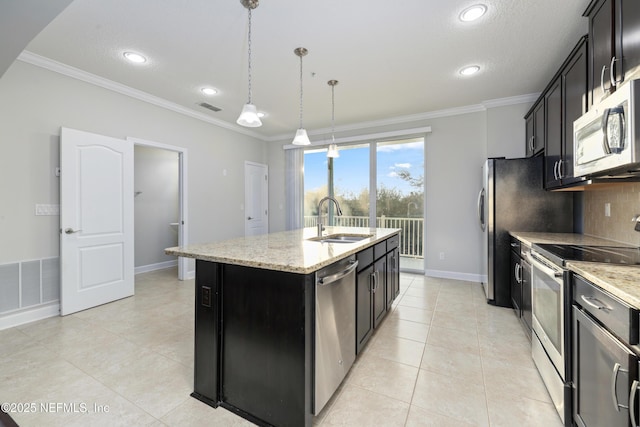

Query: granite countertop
[568,261,640,309]
[509,231,635,247]
[165,226,400,274]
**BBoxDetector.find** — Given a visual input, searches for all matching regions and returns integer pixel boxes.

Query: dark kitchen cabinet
[544,77,562,188]
[509,244,522,316]
[585,0,640,105]
[509,236,532,341]
[372,256,387,327]
[386,236,400,309]
[545,37,588,189]
[525,100,545,157]
[356,235,400,354]
[356,263,374,353]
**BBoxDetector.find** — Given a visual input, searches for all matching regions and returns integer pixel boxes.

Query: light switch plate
[35,204,60,216]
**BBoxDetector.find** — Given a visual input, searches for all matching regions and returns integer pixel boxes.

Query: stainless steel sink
[308,233,373,244]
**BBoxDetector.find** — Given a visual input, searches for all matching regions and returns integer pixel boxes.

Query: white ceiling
[16,0,591,140]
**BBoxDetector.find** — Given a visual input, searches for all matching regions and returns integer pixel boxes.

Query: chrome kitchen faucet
[316,196,342,236]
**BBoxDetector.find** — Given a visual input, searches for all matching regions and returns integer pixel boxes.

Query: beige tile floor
[0,268,562,427]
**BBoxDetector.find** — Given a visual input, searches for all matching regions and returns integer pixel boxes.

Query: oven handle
[530,252,563,279]
[630,379,639,427]
[612,362,630,412]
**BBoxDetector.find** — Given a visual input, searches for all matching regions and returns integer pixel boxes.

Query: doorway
[128,137,188,280]
[244,161,269,236]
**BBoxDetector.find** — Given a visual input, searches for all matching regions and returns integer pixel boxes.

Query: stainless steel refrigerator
[478,156,574,307]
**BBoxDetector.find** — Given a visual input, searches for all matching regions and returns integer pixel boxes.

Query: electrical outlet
[605,203,611,217]
[439,252,445,260]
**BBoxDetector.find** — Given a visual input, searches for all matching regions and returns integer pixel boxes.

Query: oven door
[530,250,565,380]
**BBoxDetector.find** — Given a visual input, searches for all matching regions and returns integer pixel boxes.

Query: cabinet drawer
[356,247,373,271]
[374,242,387,260]
[573,274,639,344]
[387,234,399,251]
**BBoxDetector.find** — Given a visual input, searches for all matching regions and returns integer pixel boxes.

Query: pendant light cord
[331,83,335,142]
[247,8,253,104]
[299,53,304,129]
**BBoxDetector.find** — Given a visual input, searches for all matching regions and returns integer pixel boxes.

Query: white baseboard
[424,269,484,283]
[0,301,60,330]
[135,260,178,275]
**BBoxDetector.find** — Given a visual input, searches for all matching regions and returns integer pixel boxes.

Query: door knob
[247,216,253,220]
[64,228,82,234]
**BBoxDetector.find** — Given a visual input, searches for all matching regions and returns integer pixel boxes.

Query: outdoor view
[304,138,424,271]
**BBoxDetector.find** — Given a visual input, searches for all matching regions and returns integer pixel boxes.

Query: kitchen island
[166,226,401,427]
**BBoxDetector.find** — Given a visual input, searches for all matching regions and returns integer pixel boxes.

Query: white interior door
[60,127,134,315]
[244,161,268,236]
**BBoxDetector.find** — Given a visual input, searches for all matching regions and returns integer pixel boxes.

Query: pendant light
[237,0,262,128]
[292,47,311,145]
[327,80,340,158]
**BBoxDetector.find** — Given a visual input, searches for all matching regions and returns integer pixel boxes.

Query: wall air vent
[198,102,222,112]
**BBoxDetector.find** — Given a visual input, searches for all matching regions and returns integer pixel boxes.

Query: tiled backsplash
[583,182,640,246]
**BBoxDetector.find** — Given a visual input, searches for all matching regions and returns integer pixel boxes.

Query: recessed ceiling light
[460,4,487,22]
[201,87,218,96]
[123,51,147,64]
[460,65,481,76]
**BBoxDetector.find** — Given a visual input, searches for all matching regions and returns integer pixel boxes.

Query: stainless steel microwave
[574,79,640,178]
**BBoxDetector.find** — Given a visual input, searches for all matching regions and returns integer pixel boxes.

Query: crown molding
[17,51,265,140]
[267,93,538,142]
[18,51,538,143]
[481,92,539,109]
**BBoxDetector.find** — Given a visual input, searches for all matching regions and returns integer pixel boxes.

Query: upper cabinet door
[586,0,640,105]
[562,39,588,185]
[587,0,614,105]
[617,0,640,81]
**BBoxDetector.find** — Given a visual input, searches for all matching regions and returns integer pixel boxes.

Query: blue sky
[304,140,424,196]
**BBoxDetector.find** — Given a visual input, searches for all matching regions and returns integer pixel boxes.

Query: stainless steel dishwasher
[314,255,358,415]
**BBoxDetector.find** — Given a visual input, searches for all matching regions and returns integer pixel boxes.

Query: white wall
[134,146,179,269]
[487,103,531,159]
[0,60,266,268]
[267,103,533,281]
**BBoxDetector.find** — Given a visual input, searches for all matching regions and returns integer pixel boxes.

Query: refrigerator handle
[477,188,486,231]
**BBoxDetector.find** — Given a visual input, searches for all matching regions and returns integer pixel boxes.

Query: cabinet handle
[601,64,608,98]
[529,136,535,151]
[612,362,630,412]
[630,380,639,427]
[553,161,559,181]
[558,159,563,179]
[611,56,622,88]
[581,295,610,311]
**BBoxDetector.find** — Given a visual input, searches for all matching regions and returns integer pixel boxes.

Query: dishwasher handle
[317,260,358,286]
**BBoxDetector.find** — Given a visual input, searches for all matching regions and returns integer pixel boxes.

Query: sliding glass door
[303,137,424,272]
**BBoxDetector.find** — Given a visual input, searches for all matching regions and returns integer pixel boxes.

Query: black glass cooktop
[534,244,640,266]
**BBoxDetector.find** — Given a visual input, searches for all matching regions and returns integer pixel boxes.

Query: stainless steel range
[528,243,640,425]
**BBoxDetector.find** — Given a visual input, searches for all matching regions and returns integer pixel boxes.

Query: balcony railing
[304,215,423,258]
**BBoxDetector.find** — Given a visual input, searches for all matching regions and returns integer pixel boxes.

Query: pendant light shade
[327,143,339,158]
[237,0,262,128]
[237,103,262,127]
[292,47,311,145]
[327,80,340,158]
[293,128,311,145]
